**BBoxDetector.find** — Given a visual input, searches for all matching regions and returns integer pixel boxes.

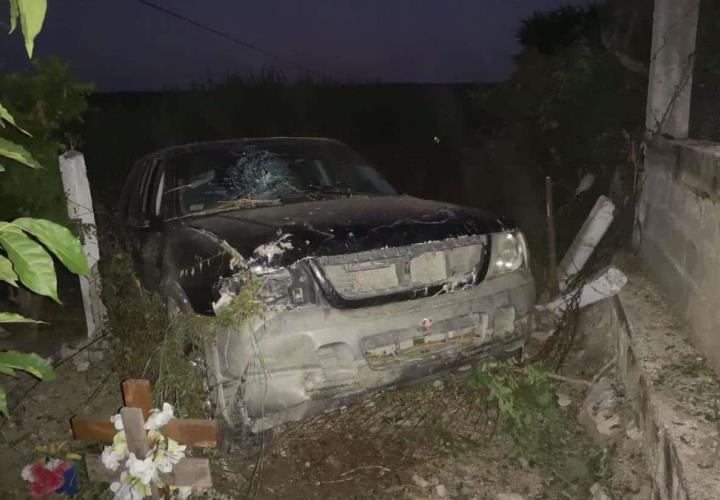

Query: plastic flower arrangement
[101,403,192,500]
[21,442,81,497]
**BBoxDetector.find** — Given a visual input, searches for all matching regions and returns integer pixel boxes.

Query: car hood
[180,195,509,267]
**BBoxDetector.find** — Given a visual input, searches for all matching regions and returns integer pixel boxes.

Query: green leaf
[0,351,55,380]
[0,224,58,302]
[0,311,44,323]
[0,164,5,172]
[0,102,30,135]
[8,0,18,34]
[13,218,89,276]
[0,136,41,169]
[0,386,7,418]
[16,0,46,58]
[0,364,15,376]
[0,254,17,287]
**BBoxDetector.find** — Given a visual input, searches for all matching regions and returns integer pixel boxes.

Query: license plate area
[360,313,488,368]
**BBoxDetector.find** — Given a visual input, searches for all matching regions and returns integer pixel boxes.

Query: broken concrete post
[59,151,106,338]
[558,196,615,290]
[537,266,627,316]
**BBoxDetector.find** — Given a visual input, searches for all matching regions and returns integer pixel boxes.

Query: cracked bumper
[206,268,535,432]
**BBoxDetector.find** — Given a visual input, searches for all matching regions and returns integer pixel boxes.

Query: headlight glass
[486,231,528,278]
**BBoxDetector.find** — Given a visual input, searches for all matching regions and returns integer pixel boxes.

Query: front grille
[312,235,487,302]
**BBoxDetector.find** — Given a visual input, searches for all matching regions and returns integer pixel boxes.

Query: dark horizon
[0,0,593,92]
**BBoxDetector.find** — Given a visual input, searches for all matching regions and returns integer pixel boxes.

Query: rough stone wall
[639,137,720,371]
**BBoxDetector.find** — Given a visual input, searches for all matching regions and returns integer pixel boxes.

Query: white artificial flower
[111,413,124,431]
[127,452,158,485]
[110,472,149,500]
[45,458,62,470]
[166,438,186,463]
[146,430,163,446]
[102,430,129,471]
[20,465,33,482]
[102,446,124,471]
[144,403,174,431]
[112,431,129,456]
[155,438,187,473]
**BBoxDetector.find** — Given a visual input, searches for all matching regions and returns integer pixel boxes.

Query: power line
[129,0,326,78]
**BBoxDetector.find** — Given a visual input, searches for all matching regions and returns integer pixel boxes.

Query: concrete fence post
[645,0,700,139]
[59,151,106,338]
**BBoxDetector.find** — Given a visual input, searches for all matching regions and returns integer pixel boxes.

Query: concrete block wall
[639,137,720,371]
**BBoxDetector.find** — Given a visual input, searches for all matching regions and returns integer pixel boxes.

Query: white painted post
[59,151,106,338]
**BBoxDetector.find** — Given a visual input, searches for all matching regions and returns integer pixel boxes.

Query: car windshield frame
[163,140,397,220]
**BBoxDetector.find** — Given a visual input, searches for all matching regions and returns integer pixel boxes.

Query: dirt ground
[214,380,593,500]
[0,302,651,499]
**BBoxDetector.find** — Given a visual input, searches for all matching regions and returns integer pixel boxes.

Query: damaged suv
[119,138,535,433]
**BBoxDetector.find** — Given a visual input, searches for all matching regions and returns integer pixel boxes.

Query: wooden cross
[70,379,219,491]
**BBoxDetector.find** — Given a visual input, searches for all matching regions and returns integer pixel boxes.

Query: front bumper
[205,268,535,433]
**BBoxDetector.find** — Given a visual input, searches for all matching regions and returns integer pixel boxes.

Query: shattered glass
[166,140,396,217]
[223,149,303,199]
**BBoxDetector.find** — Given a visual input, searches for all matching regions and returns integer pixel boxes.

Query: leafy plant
[101,249,206,418]
[467,360,564,462]
[0,0,90,417]
[0,59,93,222]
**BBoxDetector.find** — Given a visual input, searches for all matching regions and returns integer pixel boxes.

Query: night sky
[1,0,591,91]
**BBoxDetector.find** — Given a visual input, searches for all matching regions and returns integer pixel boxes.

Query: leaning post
[59,151,107,338]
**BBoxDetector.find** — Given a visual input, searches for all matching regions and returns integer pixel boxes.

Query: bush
[0,59,92,222]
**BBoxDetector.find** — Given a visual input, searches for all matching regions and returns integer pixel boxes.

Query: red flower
[28,461,68,497]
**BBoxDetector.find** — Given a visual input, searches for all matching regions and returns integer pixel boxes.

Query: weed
[101,249,206,418]
[467,360,566,464]
[101,240,267,420]
[673,357,715,379]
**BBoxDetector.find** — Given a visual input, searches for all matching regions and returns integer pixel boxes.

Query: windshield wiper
[307,184,360,196]
[168,198,281,221]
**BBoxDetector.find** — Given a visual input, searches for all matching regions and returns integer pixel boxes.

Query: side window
[140,158,164,222]
[160,164,178,220]
[127,158,162,227]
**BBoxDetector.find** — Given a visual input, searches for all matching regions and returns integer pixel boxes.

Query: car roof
[137,137,348,164]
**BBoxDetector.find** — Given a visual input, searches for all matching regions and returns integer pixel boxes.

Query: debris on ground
[590,482,612,500]
[556,392,572,408]
[496,493,525,500]
[578,375,622,445]
[412,473,430,489]
[58,337,110,372]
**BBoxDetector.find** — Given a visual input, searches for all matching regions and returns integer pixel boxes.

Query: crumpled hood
[182,195,509,266]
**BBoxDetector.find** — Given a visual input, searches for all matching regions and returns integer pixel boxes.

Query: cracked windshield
[170,142,396,216]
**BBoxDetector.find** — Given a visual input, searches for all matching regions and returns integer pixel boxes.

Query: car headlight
[486,231,529,278]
